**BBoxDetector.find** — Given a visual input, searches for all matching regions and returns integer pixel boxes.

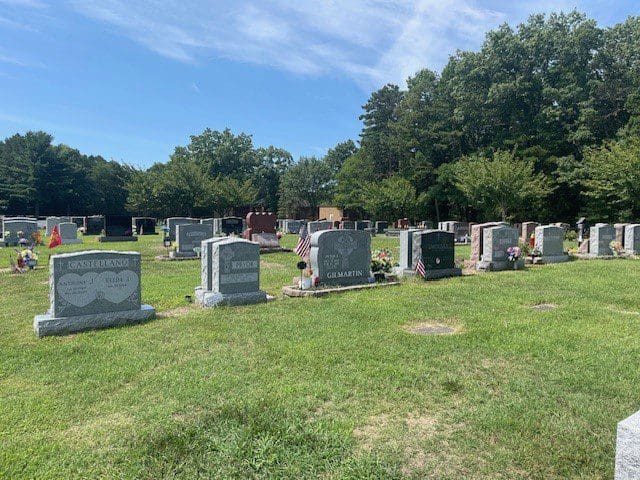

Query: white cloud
[65,0,591,89]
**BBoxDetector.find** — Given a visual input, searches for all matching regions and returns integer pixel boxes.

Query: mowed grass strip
[1,233,639,478]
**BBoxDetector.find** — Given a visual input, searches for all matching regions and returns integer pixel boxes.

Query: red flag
[48,225,62,249]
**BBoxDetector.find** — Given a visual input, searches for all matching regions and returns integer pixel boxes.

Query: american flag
[294,223,311,258]
[415,255,426,278]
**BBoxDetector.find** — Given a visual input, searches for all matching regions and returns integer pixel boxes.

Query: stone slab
[34,305,155,337]
[616,410,640,480]
[194,287,268,307]
[282,281,399,297]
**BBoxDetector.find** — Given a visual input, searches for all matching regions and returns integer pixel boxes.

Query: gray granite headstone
[165,217,199,241]
[59,222,82,245]
[195,238,267,307]
[308,221,333,234]
[285,220,304,234]
[310,230,371,286]
[46,216,71,236]
[477,225,523,271]
[616,410,640,479]
[2,218,38,246]
[399,229,424,271]
[534,225,568,263]
[624,224,640,255]
[33,250,155,337]
[590,224,616,256]
[174,223,213,257]
[411,230,461,279]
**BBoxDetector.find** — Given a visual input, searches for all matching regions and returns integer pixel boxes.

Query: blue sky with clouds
[0,0,636,167]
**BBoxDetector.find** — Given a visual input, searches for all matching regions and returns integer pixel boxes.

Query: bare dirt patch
[404,321,461,335]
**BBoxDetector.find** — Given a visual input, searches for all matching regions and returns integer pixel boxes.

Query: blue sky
[0,0,636,168]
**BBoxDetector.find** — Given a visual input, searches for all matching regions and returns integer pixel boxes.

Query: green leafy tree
[454,151,552,221]
[583,137,640,221]
[361,175,420,222]
[278,157,333,218]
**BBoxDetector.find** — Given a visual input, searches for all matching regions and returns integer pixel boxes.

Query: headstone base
[616,410,640,479]
[476,259,525,271]
[397,267,463,279]
[33,305,156,337]
[61,239,83,245]
[194,287,268,307]
[97,236,138,242]
[531,254,569,265]
[169,251,198,259]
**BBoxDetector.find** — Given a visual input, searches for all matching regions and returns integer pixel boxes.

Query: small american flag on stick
[415,255,426,278]
[294,223,311,258]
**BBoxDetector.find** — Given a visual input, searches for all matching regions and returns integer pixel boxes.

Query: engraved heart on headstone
[57,272,99,308]
[96,270,139,304]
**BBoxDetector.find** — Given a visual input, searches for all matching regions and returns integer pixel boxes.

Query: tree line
[1,11,638,223]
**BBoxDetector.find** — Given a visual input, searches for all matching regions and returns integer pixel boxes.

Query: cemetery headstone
[71,217,85,229]
[165,217,199,241]
[84,215,104,235]
[355,220,371,231]
[285,220,304,234]
[589,224,616,257]
[308,220,333,234]
[46,216,71,236]
[375,221,388,234]
[59,222,82,245]
[33,250,155,337]
[398,229,424,272]
[615,409,640,479]
[624,224,640,255]
[195,237,267,307]
[133,217,157,235]
[470,222,508,265]
[172,223,213,258]
[244,212,281,250]
[477,225,523,271]
[98,215,137,242]
[576,217,589,243]
[2,217,38,246]
[615,223,630,246]
[340,220,355,230]
[521,222,539,244]
[310,230,371,286]
[533,225,568,263]
[220,216,244,236]
[396,218,410,229]
[411,230,461,279]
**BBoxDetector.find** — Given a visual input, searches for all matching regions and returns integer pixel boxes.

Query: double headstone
[477,225,523,271]
[172,223,213,258]
[533,225,568,263]
[46,216,71,236]
[412,230,461,279]
[165,217,199,241]
[2,217,38,246]
[589,224,616,257]
[310,230,371,286]
[59,222,82,245]
[624,224,640,255]
[195,237,267,307]
[98,215,137,242]
[133,217,157,235]
[33,250,155,337]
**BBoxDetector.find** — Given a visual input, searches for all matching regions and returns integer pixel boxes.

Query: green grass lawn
[1,233,639,479]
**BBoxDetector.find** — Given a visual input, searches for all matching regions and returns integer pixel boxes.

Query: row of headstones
[34,228,377,336]
[281,220,388,235]
[580,223,640,256]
